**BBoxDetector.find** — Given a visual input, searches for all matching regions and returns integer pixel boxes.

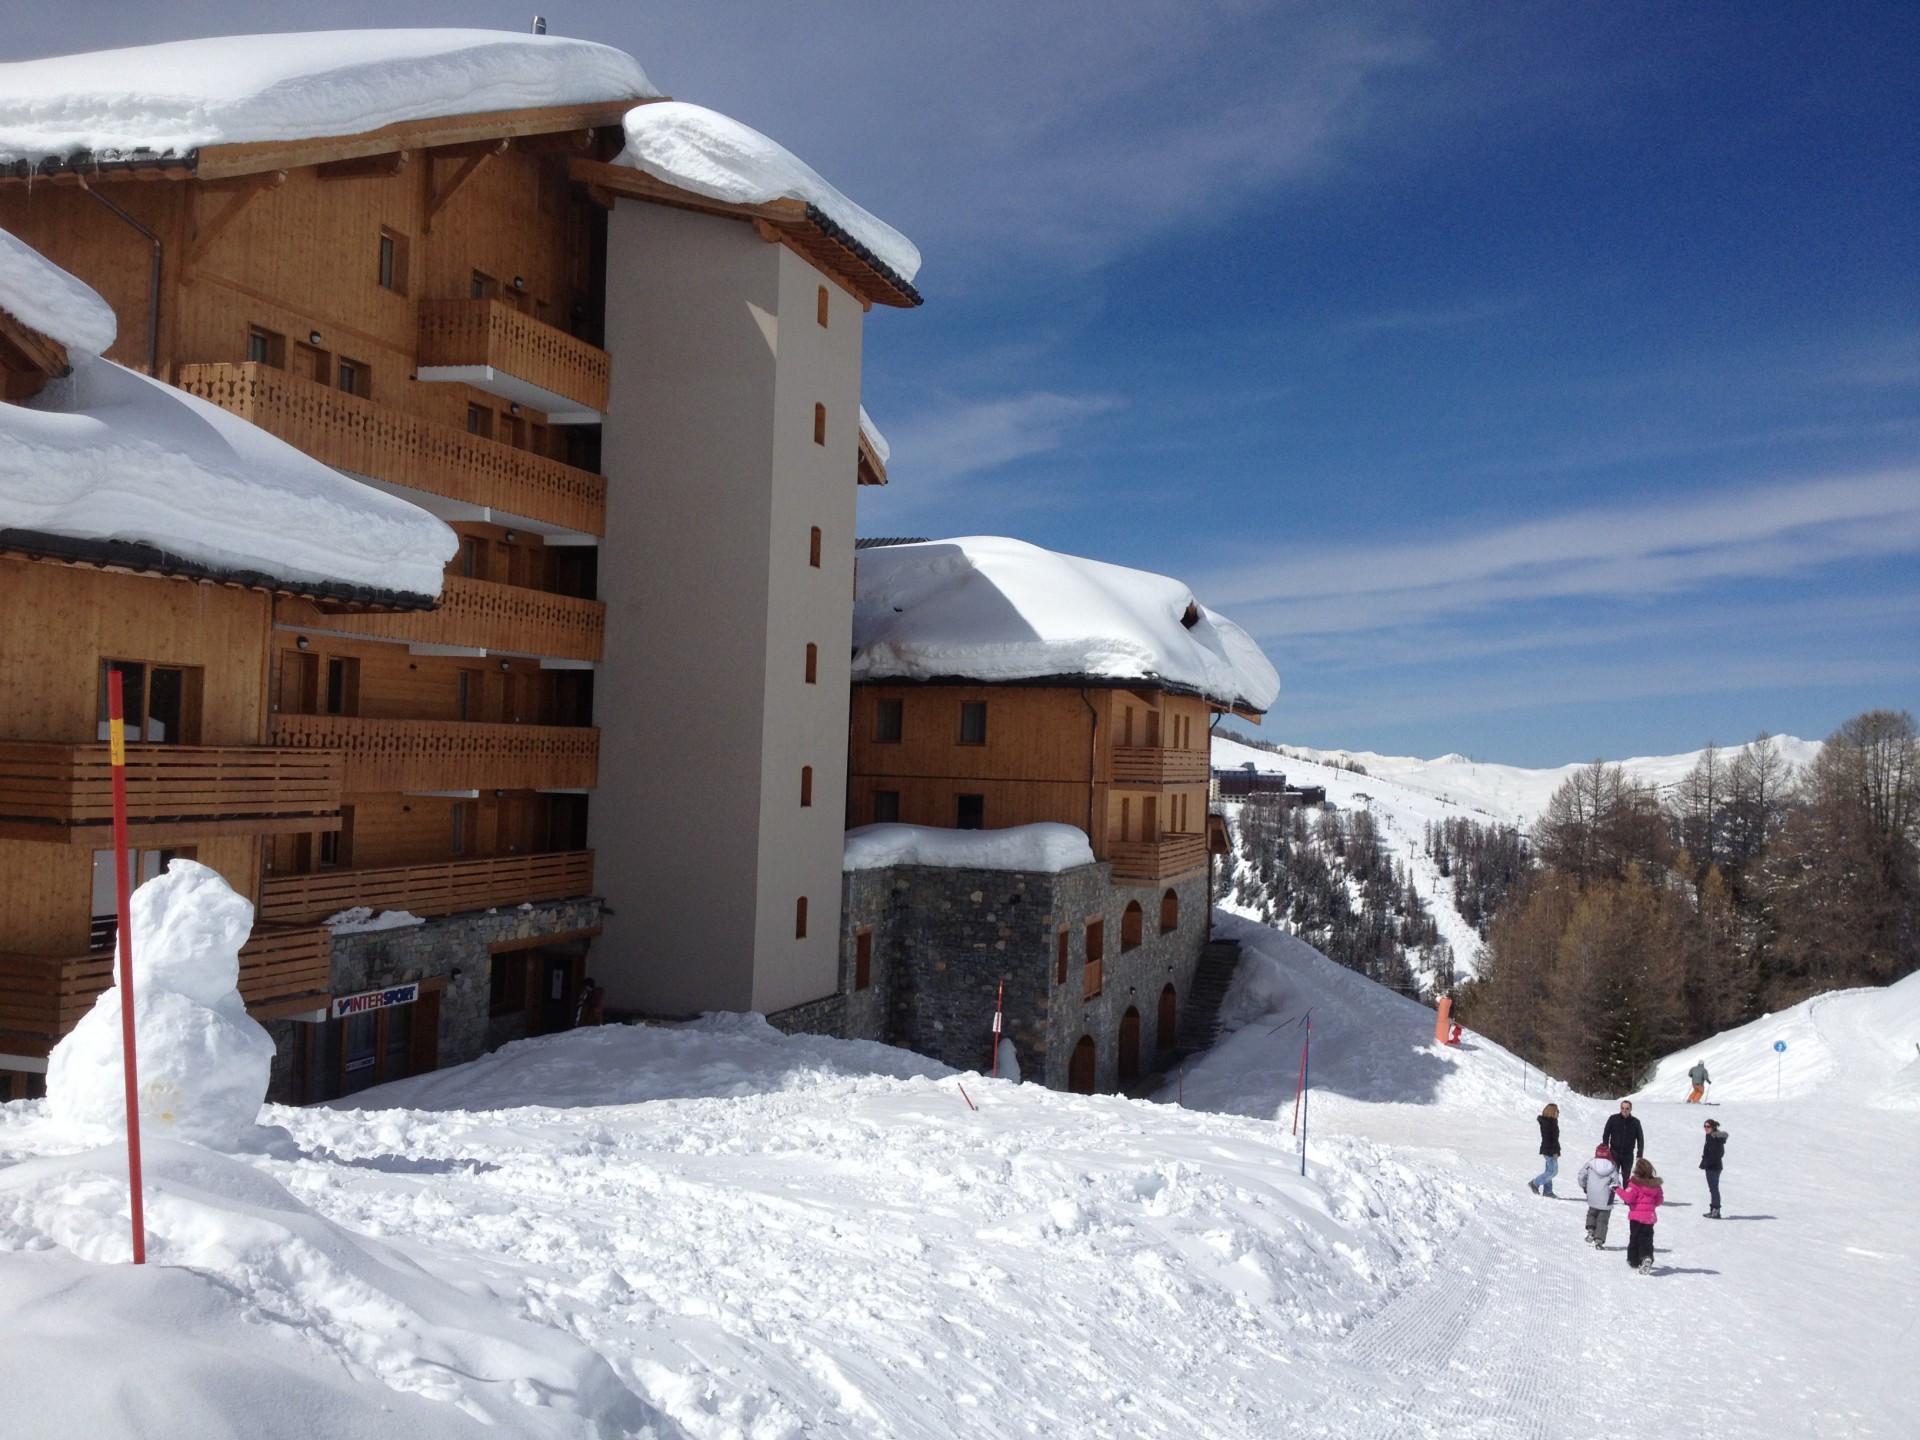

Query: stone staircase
[1174,936,1243,1054]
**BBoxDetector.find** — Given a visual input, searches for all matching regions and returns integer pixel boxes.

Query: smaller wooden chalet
[833,537,1279,1093]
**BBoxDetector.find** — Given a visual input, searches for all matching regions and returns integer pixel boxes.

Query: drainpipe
[77,174,162,376]
[1079,687,1099,853]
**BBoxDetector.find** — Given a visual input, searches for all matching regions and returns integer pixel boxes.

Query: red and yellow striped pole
[106,668,147,1264]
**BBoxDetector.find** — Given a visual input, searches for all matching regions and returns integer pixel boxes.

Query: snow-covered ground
[3,920,1915,1438]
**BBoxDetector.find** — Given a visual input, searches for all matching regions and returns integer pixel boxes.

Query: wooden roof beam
[316,150,411,181]
[185,169,286,271]
[425,140,507,234]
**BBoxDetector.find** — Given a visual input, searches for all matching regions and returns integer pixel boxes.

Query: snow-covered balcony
[416,299,611,423]
[1110,746,1211,786]
[0,741,344,844]
[265,715,599,793]
[256,849,596,926]
[175,363,606,538]
[283,575,605,663]
[1107,833,1209,882]
[0,924,331,1057]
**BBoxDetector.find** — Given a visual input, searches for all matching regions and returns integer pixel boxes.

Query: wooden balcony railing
[0,742,343,844]
[292,576,604,662]
[176,363,606,537]
[1082,956,1104,1000]
[417,299,611,415]
[1111,747,1211,786]
[268,716,598,793]
[1107,833,1210,882]
[258,849,596,925]
[0,925,333,1050]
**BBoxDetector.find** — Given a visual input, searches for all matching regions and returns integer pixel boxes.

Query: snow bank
[617,101,921,282]
[325,906,427,934]
[844,821,1096,874]
[0,227,117,356]
[47,862,273,1150]
[0,1140,658,1436]
[2,351,456,597]
[0,30,655,162]
[853,536,1281,712]
[859,403,890,464]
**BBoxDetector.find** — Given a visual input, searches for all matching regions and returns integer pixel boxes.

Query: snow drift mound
[1636,970,1920,1110]
[0,1139,664,1436]
[47,861,274,1149]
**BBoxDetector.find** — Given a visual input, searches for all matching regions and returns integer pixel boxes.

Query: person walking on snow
[1576,1144,1619,1248]
[1602,1099,1644,1175]
[1528,1103,1561,1196]
[1700,1119,1728,1218]
[1615,1159,1665,1274]
[1687,1061,1711,1103]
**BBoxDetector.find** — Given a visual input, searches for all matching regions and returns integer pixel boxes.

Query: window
[855,928,872,990]
[459,536,487,579]
[471,270,499,301]
[805,643,818,684]
[452,800,476,857]
[489,951,529,1017]
[466,404,493,439]
[1160,888,1180,934]
[813,403,826,446]
[337,358,369,397]
[377,229,409,294]
[1084,919,1105,999]
[958,701,987,746]
[1056,928,1069,986]
[319,806,354,869]
[809,526,822,568]
[98,660,201,744]
[873,790,900,824]
[1122,707,1133,748]
[1145,711,1161,748]
[817,285,830,327]
[795,896,809,939]
[324,657,359,716]
[247,326,284,367]
[1121,901,1144,952]
[1120,797,1132,842]
[956,794,984,830]
[873,699,903,743]
[457,669,479,721]
[800,765,814,807]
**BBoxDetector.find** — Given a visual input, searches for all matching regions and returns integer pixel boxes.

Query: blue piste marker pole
[1774,1038,1786,1099]
[1299,1016,1312,1177]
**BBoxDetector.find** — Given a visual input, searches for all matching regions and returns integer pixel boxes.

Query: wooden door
[1157,985,1177,1053]
[1118,1008,1141,1082]
[1068,1035,1096,1094]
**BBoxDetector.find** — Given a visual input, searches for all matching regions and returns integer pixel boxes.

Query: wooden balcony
[1111,747,1211,786]
[416,299,611,418]
[258,849,595,925]
[176,363,606,537]
[0,742,343,844]
[1107,833,1209,882]
[268,715,598,793]
[0,925,333,1053]
[293,576,604,662]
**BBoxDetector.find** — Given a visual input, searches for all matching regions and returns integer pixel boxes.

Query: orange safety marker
[107,669,148,1264]
[1434,994,1453,1045]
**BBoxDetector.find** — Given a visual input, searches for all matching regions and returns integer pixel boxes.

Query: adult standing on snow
[1700,1119,1728,1218]
[1615,1159,1665,1274]
[1577,1144,1620,1247]
[1528,1103,1561,1196]
[1687,1061,1711,1104]
[1602,1100,1644,1175]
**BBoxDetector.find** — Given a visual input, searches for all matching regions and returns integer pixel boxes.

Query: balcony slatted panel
[269,716,599,793]
[0,742,343,842]
[312,576,604,662]
[417,299,611,414]
[1107,834,1209,882]
[258,850,595,925]
[176,363,606,537]
[1110,747,1211,785]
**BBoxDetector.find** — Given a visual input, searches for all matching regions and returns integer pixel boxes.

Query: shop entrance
[294,983,442,1104]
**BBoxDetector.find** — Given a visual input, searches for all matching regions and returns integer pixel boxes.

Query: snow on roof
[616,101,921,283]
[858,404,891,465]
[0,228,116,356]
[2,354,456,598]
[845,822,1096,874]
[852,537,1281,713]
[0,30,656,164]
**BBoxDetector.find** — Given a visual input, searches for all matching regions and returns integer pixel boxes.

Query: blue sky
[10,3,1916,764]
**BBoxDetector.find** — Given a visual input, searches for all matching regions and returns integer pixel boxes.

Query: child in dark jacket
[1528,1104,1561,1196]
[1615,1159,1665,1274]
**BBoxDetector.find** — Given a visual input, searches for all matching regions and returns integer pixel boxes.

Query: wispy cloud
[883,392,1123,488]
[1336,296,1527,336]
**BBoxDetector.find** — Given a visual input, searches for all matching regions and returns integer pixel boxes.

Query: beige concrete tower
[593,201,864,1016]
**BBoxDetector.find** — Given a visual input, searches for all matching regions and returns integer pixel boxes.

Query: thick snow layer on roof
[1,355,456,596]
[844,822,1096,874]
[852,536,1281,712]
[0,228,116,356]
[0,30,655,162]
[859,404,891,464]
[617,101,921,282]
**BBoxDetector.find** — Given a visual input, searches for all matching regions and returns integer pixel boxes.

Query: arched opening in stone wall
[1160,888,1179,933]
[1121,901,1144,951]
[1069,1035,1097,1094]
[1157,984,1177,1053]
[1118,1007,1141,1082]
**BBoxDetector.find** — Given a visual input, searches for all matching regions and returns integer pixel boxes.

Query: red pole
[990,980,1004,1077]
[107,669,147,1265]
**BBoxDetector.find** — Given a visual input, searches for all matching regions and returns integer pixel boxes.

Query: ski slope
[1,919,1915,1438]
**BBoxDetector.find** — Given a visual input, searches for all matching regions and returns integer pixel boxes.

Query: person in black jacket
[1528,1103,1561,1196]
[1700,1119,1728,1218]
[1602,1100,1644,1175]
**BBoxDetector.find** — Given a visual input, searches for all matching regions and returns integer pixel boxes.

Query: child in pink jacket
[1614,1159,1664,1274]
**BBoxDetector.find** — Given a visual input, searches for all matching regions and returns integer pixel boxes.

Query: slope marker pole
[107,669,147,1265]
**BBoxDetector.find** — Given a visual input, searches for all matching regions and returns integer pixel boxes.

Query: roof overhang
[857,428,889,485]
[0,306,72,401]
[569,156,922,311]
[850,671,1267,719]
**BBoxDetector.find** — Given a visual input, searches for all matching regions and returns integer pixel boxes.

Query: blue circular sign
[1773,1040,1787,1053]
